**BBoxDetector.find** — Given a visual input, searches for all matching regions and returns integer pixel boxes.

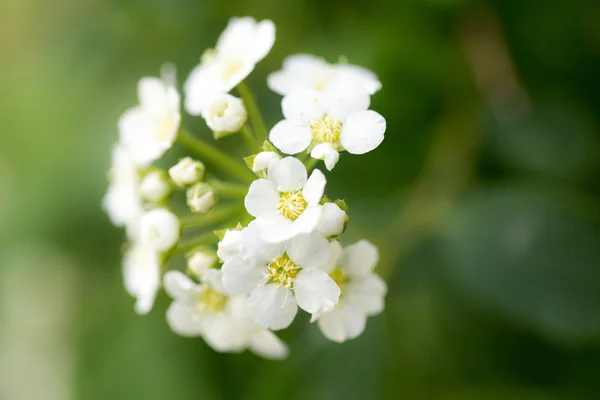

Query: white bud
[187,250,217,277]
[252,151,281,173]
[139,170,171,203]
[202,94,247,134]
[316,202,347,238]
[217,229,243,262]
[139,208,181,252]
[186,183,215,213]
[168,157,205,187]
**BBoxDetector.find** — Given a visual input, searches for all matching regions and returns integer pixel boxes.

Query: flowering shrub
[103,16,387,359]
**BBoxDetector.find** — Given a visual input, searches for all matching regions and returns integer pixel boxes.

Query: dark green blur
[0,0,599,399]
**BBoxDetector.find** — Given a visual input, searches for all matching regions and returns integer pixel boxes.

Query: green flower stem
[237,81,268,143]
[304,157,319,171]
[170,232,219,257]
[180,204,245,227]
[240,124,260,153]
[208,179,249,198]
[177,128,255,183]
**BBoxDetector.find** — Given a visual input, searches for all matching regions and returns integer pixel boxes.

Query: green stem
[177,128,255,183]
[208,179,248,198]
[170,232,219,256]
[240,124,259,153]
[304,157,319,171]
[237,82,268,143]
[180,204,245,227]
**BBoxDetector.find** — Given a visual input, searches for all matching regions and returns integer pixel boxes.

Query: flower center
[220,59,243,81]
[329,268,348,291]
[277,190,307,220]
[156,113,177,142]
[198,287,227,313]
[266,255,300,289]
[310,116,342,143]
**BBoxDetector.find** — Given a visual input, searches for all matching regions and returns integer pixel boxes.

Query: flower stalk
[237,81,268,143]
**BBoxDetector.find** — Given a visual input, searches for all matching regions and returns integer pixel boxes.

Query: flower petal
[268,157,307,192]
[335,64,382,95]
[294,267,340,313]
[256,211,296,243]
[316,202,347,238]
[291,205,322,236]
[249,329,290,360]
[282,88,325,124]
[317,302,367,343]
[248,284,298,330]
[340,110,386,155]
[202,314,247,353]
[163,270,196,300]
[322,83,370,121]
[244,179,278,217]
[202,268,228,294]
[222,255,265,295]
[321,240,344,273]
[310,143,339,171]
[269,120,312,155]
[287,233,330,269]
[341,240,379,278]
[345,273,387,316]
[183,63,224,115]
[122,245,160,315]
[267,54,328,95]
[216,17,275,64]
[302,169,326,205]
[241,221,285,263]
[166,301,204,337]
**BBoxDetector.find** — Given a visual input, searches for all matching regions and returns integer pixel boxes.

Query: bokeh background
[1,0,600,399]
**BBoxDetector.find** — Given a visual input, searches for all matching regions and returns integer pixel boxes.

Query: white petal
[139,208,181,252]
[268,157,307,192]
[122,245,160,315]
[202,314,247,353]
[118,107,163,167]
[252,151,281,172]
[345,273,387,316]
[241,221,285,263]
[244,179,278,217]
[216,17,275,64]
[217,229,243,262]
[256,211,296,243]
[248,284,298,330]
[222,256,265,295]
[294,267,340,313]
[341,240,379,278]
[317,302,367,343]
[310,143,339,171]
[163,270,196,300]
[335,64,382,95]
[267,54,328,95]
[316,202,347,238]
[269,120,312,155]
[291,205,322,236]
[340,110,386,155]
[287,233,330,269]
[202,268,228,294]
[249,329,289,360]
[322,83,370,121]
[301,169,326,205]
[166,301,204,337]
[321,240,344,273]
[282,88,326,124]
[183,63,224,115]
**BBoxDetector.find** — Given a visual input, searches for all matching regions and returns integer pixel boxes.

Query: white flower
[217,228,243,262]
[312,240,387,343]
[102,145,144,239]
[139,208,181,252]
[270,87,386,170]
[222,224,340,330]
[316,202,347,238]
[123,243,161,315]
[168,157,205,187]
[244,157,325,243]
[184,17,275,115]
[267,53,381,96]
[252,151,281,174]
[186,183,216,213]
[118,77,180,166]
[187,250,217,277]
[139,170,171,203]
[202,93,247,134]
[164,269,288,358]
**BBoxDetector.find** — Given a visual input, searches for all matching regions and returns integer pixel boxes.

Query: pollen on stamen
[277,190,307,220]
[310,116,342,143]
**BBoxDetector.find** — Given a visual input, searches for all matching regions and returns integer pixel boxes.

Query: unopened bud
[202,93,247,135]
[186,183,215,213]
[169,157,205,187]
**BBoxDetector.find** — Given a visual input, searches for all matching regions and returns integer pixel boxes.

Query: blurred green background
[1,0,600,399]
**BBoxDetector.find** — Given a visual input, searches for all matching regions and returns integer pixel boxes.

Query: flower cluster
[103,16,387,359]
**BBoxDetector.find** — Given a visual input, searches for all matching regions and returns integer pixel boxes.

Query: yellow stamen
[277,190,307,220]
[310,116,342,143]
[329,268,348,291]
[266,255,300,289]
[198,287,227,313]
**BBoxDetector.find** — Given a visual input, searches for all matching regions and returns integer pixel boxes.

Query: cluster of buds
[103,17,387,359]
